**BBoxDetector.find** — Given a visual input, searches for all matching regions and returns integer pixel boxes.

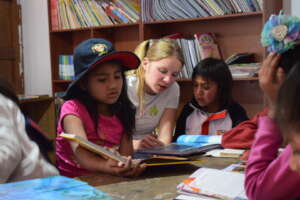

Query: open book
[136,135,223,157]
[60,133,127,163]
[60,133,201,167]
[177,168,247,200]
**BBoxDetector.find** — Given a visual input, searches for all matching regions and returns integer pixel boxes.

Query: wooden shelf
[50,23,139,33]
[53,79,72,83]
[19,96,53,104]
[48,0,282,117]
[19,95,56,139]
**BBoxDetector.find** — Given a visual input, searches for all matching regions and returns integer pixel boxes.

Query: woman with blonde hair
[126,38,184,150]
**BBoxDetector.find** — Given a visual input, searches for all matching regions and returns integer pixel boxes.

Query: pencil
[143,160,203,167]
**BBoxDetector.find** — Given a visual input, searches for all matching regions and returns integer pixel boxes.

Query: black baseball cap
[63,38,140,99]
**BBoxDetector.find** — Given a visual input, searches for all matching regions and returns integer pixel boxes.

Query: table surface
[77,156,240,200]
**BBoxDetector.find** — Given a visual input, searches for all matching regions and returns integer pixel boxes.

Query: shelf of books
[48,0,282,117]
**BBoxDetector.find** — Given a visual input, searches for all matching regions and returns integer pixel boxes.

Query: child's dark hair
[275,44,300,134]
[192,58,233,109]
[279,45,300,73]
[276,62,300,134]
[67,61,136,135]
[0,78,19,107]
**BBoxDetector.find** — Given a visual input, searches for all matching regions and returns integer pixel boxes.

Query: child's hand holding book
[103,156,145,177]
[60,133,145,176]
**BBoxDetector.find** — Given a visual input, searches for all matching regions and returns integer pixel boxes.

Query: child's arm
[173,103,192,142]
[118,133,133,156]
[118,133,146,176]
[157,107,177,145]
[62,115,132,175]
[134,108,177,150]
[245,116,300,200]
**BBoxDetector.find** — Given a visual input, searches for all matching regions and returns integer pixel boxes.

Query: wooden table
[78,157,240,200]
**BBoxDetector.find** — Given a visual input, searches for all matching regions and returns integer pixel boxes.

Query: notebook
[136,135,223,157]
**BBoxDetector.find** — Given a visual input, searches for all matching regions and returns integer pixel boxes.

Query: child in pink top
[56,38,143,177]
[245,13,300,200]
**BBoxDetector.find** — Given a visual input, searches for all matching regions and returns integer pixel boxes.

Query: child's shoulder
[61,99,86,112]
[228,101,246,112]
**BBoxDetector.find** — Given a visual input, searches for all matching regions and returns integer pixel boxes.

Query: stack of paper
[205,148,245,158]
[176,168,247,200]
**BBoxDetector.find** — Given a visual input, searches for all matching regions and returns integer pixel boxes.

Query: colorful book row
[50,0,140,30]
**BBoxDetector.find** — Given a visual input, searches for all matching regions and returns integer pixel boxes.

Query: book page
[205,149,245,158]
[182,168,247,200]
[175,194,215,200]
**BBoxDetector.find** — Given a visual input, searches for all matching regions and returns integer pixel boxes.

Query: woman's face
[143,56,182,94]
[193,75,219,112]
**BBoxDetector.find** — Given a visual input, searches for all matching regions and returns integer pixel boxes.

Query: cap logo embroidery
[91,43,108,56]
[271,24,288,41]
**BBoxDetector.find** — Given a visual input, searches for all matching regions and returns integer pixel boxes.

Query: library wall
[21,0,52,96]
[291,0,300,17]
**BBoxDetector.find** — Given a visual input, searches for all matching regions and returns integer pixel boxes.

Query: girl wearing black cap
[56,38,143,177]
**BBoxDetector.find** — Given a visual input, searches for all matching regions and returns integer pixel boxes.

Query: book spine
[50,0,59,30]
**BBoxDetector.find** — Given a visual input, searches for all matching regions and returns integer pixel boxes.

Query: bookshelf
[48,0,282,118]
[20,96,56,139]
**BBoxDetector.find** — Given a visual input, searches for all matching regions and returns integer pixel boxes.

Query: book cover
[194,33,221,59]
[136,135,222,157]
[228,63,260,78]
[50,0,59,30]
[164,33,184,39]
[0,176,113,200]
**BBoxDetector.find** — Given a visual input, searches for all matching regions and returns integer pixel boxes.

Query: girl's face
[143,56,182,94]
[193,75,219,112]
[85,62,123,105]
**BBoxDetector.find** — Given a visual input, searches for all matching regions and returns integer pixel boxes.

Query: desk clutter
[0,176,114,200]
[175,162,247,200]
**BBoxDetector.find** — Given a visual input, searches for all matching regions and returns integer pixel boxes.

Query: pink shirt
[56,99,124,177]
[245,116,300,200]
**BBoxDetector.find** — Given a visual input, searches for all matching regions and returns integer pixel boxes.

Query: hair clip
[261,11,300,53]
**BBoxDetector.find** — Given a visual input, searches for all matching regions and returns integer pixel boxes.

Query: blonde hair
[132,38,184,112]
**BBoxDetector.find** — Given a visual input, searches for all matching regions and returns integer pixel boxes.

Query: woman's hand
[138,133,164,149]
[258,53,285,118]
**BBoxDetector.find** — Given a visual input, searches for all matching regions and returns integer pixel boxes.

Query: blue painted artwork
[0,176,114,200]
